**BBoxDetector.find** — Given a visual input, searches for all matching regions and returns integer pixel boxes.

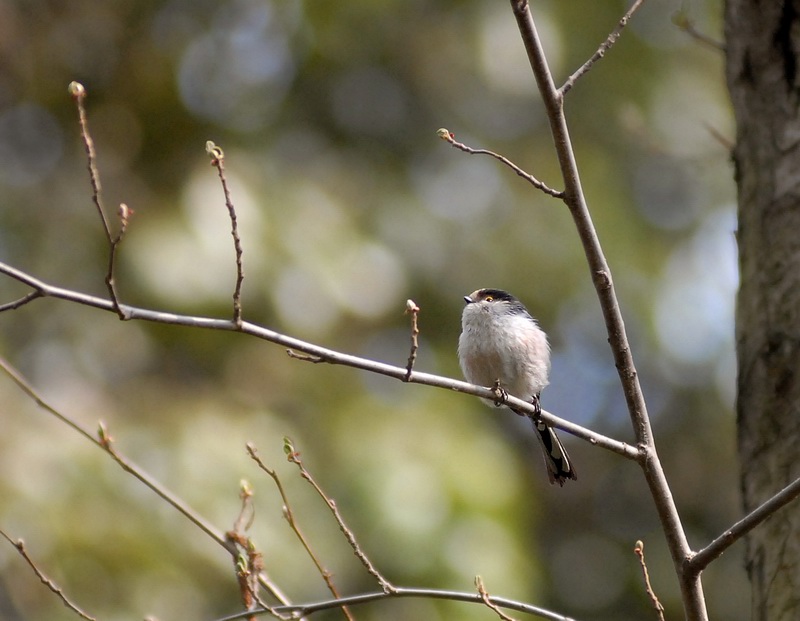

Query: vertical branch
[207,141,245,327]
[68,81,128,318]
[404,299,420,381]
[106,203,132,319]
[284,437,396,595]
[507,2,705,619]
[68,81,111,240]
[634,540,666,621]
[247,444,355,621]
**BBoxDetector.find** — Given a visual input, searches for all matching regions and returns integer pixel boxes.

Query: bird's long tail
[531,418,578,486]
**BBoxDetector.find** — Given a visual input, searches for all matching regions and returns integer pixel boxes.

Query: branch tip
[67,81,86,100]
[404,299,421,381]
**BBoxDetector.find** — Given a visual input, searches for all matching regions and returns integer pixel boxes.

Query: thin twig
[207,141,245,327]
[403,299,420,381]
[286,349,326,363]
[634,540,665,621]
[476,576,518,621]
[702,122,734,152]
[68,81,128,318]
[227,482,282,620]
[68,82,110,241]
[508,1,705,618]
[0,355,292,607]
[0,291,43,312]
[559,0,647,95]
[213,586,579,621]
[0,528,96,621]
[284,437,396,594]
[247,444,355,621]
[672,12,725,52]
[0,259,639,460]
[437,128,564,198]
[106,203,132,320]
[688,474,800,575]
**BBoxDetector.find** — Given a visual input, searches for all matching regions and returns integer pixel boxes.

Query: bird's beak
[463,295,473,304]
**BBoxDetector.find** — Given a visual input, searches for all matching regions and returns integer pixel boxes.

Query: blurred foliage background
[0,0,741,620]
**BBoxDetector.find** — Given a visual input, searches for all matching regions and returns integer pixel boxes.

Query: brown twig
[0,355,292,608]
[476,576,518,621]
[403,299,420,381]
[207,141,245,328]
[284,437,396,595]
[0,528,96,621]
[508,1,706,618]
[0,291,43,312]
[106,203,132,320]
[286,349,326,363]
[687,474,800,576]
[226,481,281,620]
[634,541,665,621]
[68,82,110,241]
[437,128,564,198]
[672,12,725,52]
[68,81,128,319]
[247,443,354,621]
[559,0,647,95]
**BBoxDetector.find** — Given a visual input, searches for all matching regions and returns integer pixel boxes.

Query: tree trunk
[725,2,800,619]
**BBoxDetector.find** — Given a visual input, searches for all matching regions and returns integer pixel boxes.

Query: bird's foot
[530,394,542,417]
[491,380,508,407]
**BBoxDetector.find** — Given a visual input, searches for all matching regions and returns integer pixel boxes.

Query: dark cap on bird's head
[463,288,518,304]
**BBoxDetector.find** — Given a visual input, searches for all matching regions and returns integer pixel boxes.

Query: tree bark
[725,2,800,619]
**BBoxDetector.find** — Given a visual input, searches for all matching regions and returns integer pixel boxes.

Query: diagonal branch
[0,528,96,621]
[284,437,396,594]
[507,1,705,619]
[0,259,638,461]
[559,0,647,96]
[247,444,356,621]
[0,354,292,608]
[437,128,564,198]
[687,475,800,575]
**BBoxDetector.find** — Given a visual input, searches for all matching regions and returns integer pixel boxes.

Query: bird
[458,288,577,485]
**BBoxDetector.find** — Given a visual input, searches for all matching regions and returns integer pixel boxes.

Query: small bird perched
[458,288,577,485]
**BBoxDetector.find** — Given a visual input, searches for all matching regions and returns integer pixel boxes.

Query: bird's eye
[484,295,494,302]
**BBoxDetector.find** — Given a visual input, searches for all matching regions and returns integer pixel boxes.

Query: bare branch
[68,82,111,241]
[476,576,518,621]
[227,482,284,620]
[559,0,647,96]
[672,11,725,52]
[287,349,325,363]
[508,1,705,618]
[403,299,420,381]
[0,291,43,312]
[0,355,292,608]
[437,128,564,198]
[0,528,96,621]
[284,437,396,594]
[213,587,580,621]
[207,141,245,327]
[68,81,128,318]
[634,540,665,621]
[0,259,637,460]
[688,475,800,575]
[247,444,355,621]
[105,202,133,320]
